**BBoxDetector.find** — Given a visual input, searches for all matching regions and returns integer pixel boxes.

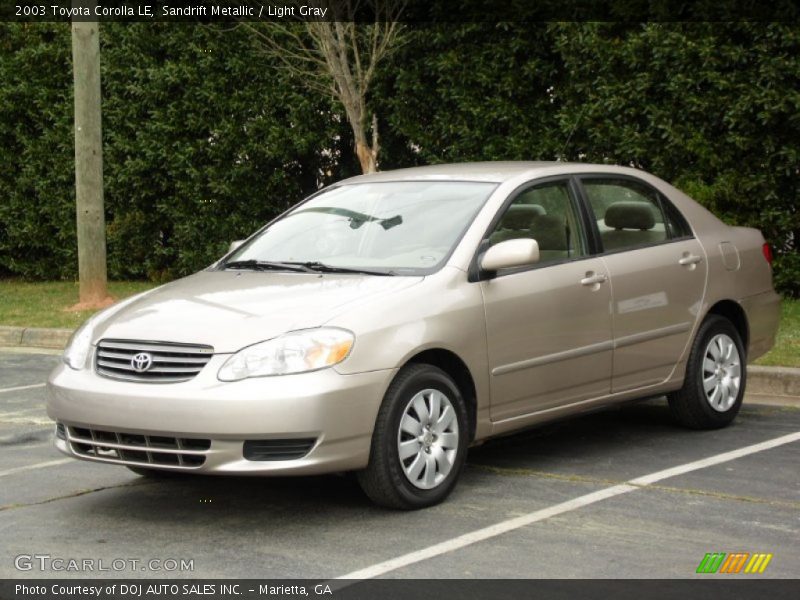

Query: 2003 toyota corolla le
[47,162,780,509]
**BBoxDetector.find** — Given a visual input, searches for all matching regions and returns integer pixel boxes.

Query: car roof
[338,161,646,184]
[338,162,557,184]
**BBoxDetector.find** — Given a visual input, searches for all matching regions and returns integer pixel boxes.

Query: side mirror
[480,239,540,272]
[228,240,245,253]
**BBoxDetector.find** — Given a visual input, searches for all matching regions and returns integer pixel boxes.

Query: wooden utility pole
[71,6,108,305]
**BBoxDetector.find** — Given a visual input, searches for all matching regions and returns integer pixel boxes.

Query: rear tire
[668,315,746,430]
[357,364,469,509]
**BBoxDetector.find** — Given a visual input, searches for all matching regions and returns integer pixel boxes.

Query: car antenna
[558,104,588,162]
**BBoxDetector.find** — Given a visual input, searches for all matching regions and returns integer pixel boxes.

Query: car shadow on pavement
[468,397,678,461]
[65,400,673,518]
[66,398,784,522]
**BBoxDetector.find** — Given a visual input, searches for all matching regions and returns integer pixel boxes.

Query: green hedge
[0,24,357,282]
[0,22,797,294]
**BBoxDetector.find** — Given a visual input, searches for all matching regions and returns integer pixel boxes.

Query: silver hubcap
[397,388,459,490]
[702,333,741,412]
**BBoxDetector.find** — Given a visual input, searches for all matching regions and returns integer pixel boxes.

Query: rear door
[577,176,707,393]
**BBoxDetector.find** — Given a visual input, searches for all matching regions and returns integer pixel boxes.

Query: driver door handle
[580,273,608,286]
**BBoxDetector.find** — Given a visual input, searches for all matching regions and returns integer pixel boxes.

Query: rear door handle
[580,273,608,286]
[679,254,703,266]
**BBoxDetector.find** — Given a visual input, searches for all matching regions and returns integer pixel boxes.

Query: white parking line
[0,407,47,418]
[0,383,45,394]
[0,459,71,479]
[0,417,52,426]
[336,430,800,580]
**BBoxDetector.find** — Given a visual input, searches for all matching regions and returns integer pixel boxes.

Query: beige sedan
[47,162,780,509]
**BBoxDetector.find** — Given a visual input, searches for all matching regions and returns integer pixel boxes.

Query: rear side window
[582,178,684,253]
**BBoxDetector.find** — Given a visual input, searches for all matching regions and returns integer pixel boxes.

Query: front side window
[225,181,496,275]
[582,178,670,252]
[487,180,586,265]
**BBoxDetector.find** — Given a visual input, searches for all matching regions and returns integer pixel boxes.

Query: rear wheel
[668,315,746,429]
[357,364,469,509]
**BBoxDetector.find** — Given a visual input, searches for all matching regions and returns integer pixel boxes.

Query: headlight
[217,328,354,381]
[63,318,97,370]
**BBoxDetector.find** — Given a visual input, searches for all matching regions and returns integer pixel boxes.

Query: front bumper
[47,355,395,475]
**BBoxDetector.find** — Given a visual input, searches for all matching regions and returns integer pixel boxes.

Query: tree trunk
[355,140,377,174]
[352,113,379,174]
[71,10,108,306]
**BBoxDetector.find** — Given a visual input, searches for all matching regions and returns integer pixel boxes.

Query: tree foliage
[99,24,353,280]
[0,22,797,295]
[375,23,562,164]
[549,23,799,294]
[0,24,75,280]
[0,23,354,282]
[242,1,405,174]
[378,22,799,294]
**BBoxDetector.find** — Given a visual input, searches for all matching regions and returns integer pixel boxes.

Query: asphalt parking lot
[1,350,798,580]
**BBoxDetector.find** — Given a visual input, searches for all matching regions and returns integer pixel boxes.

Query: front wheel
[357,364,469,509]
[668,315,746,430]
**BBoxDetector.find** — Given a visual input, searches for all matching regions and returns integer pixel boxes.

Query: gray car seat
[489,204,546,245]
[601,201,665,251]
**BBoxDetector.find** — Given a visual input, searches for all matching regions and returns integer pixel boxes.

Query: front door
[480,179,614,422]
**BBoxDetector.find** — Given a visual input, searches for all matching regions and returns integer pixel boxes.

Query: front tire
[357,364,469,509]
[668,315,746,430]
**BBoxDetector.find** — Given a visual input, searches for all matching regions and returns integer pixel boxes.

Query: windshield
[224,181,496,275]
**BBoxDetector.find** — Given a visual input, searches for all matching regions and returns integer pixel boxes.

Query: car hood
[93,270,423,353]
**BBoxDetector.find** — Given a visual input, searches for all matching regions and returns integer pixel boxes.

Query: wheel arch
[705,299,750,353]
[404,348,477,442]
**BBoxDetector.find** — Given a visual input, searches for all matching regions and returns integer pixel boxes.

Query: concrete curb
[0,325,797,399]
[0,326,73,350]
[747,366,800,399]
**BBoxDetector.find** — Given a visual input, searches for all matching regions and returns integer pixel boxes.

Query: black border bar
[3,579,800,600]
[3,0,800,23]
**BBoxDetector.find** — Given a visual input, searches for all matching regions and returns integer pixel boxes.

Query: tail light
[762,243,773,266]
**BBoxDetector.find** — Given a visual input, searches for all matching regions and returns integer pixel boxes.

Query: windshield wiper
[293,207,403,230]
[286,261,395,276]
[223,260,311,273]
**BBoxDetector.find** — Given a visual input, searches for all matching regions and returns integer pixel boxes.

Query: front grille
[65,424,210,468]
[243,438,317,461]
[95,339,213,383]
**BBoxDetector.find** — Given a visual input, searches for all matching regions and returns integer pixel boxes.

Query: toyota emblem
[131,352,153,373]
